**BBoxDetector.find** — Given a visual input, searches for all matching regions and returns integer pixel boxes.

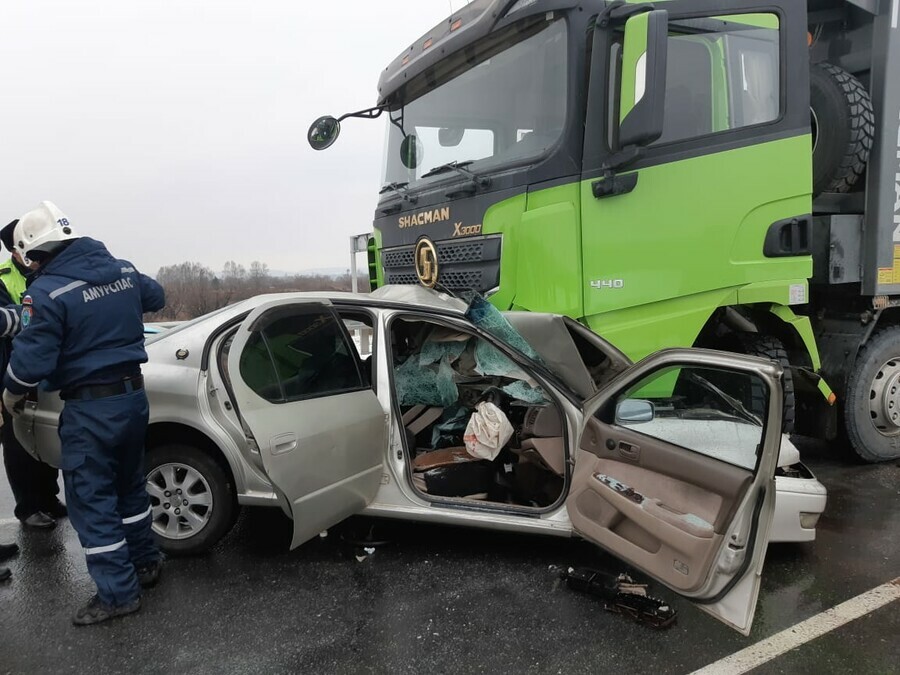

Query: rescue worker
[0,219,65,529]
[1,201,166,624]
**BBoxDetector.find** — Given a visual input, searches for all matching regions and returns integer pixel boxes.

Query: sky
[0,0,458,277]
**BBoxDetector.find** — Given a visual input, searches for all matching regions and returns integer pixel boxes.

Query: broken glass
[502,380,549,404]
[394,354,459,407]
[462,291,541,362]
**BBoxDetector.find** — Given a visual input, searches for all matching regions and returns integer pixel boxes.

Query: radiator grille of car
[381,235,501,292]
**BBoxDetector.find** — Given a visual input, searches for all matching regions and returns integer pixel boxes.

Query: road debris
[560,566,677,629]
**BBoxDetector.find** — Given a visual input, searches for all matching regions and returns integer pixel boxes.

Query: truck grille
[381,235,502,293]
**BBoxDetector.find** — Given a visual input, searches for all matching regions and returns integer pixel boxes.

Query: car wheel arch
[145,422,239,490]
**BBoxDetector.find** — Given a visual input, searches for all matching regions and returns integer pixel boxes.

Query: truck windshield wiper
[421,161,491,197]
[378,181,417,204]
[421,159,489,184]
[421,160,475,179]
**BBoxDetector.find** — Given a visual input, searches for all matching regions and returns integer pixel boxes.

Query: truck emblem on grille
[415,237,439,288]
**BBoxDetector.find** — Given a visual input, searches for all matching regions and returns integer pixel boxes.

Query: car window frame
[241,304,372,405]
[384,310,574,518]
[334,305,379,396]
[595,360,771,475]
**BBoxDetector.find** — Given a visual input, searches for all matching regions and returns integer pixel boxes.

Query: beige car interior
[391,318,568,509]
[569,418,755,593]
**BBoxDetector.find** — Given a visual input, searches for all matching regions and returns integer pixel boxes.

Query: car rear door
[569,348,782,635]
[15,390,63,468]
[226,297,387,549]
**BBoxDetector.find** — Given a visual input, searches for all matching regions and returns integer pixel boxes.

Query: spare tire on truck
[810,62,874,196]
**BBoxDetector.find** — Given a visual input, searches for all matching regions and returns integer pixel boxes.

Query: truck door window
[610,14,780,147]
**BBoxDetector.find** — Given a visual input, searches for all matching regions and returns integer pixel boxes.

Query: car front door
[569,348,782,635]
[226,298,387,549]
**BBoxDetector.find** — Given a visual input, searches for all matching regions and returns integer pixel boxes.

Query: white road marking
[691,578,900,675]
[893,0,899,29]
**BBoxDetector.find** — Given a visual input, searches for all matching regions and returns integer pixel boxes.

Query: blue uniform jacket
[3,237,165,395]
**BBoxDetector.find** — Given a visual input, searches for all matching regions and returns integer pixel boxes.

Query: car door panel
[579,420,753,531]
[569,436,748,593]
[226,298,387,550]
[15,391,63,468]
[570,348,782,635]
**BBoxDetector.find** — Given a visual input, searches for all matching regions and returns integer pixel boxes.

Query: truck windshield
[381,17,567,191]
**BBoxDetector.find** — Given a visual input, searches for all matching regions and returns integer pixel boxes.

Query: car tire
[145,444,240,555]
[810,62,874,196]
[843,327,900,463]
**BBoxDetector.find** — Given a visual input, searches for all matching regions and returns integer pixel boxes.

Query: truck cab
[310,0,900,463]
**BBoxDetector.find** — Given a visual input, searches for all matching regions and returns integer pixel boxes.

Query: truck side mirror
[618,9,668,149]
[308,116,341,150]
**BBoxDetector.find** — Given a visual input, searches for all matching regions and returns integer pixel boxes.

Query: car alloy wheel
[146,462,214,540]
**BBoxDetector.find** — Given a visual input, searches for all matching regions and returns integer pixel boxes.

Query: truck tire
[739,335,795,434]
[810,62,874,196]
[145,444,240,555]
[844,327,900,462]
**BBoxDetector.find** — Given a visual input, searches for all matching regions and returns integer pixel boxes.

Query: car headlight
[800,512,820,529]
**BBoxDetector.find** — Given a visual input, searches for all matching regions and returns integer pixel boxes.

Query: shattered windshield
[381,17,567,190]
[461,291,542,363]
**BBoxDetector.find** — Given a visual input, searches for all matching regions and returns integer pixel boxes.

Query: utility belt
[61,375,144,401]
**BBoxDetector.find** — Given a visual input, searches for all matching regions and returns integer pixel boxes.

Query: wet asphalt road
[1,438,898,674]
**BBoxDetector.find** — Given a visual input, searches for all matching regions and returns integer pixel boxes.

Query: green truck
[309,0,900,462]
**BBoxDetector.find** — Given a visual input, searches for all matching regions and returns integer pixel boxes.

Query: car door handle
[617,441,640,461]
[270,433,298,455]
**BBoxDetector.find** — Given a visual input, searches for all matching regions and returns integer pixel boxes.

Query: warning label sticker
[880,245,900,285]
[878,244,900,284]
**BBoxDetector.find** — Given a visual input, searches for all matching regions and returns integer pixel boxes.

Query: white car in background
[16,286,827,635]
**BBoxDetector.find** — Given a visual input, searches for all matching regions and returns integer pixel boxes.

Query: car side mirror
[615,399,655,424]
[618,9,668,149]
[308,115,341,150]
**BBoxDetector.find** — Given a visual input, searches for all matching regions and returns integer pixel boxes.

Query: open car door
[226,297,386,549]
[569,348,782,635]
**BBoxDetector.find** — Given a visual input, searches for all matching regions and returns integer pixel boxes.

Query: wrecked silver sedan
[16,286,826,634]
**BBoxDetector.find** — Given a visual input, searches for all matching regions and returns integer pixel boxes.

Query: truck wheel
[145,444,240,555]
[740,335,795,434]
[844,328,900,462]
[810,62,874,196]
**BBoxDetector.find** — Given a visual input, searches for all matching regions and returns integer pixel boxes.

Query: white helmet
[13,201,78,258]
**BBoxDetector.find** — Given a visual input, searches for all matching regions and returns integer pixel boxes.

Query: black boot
[44,500,68,519]
[0,542,19,562]
[0,567,10,582]
[21,511,56,530]
[137,558,163,589]
[72,595,141,626]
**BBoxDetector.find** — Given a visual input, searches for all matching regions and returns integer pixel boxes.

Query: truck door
[226,297,387,549]
[570,349,783,634]
[580,1,812,357]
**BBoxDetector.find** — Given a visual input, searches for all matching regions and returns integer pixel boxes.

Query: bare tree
[248,260,270,290]
[148,260,371,321]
